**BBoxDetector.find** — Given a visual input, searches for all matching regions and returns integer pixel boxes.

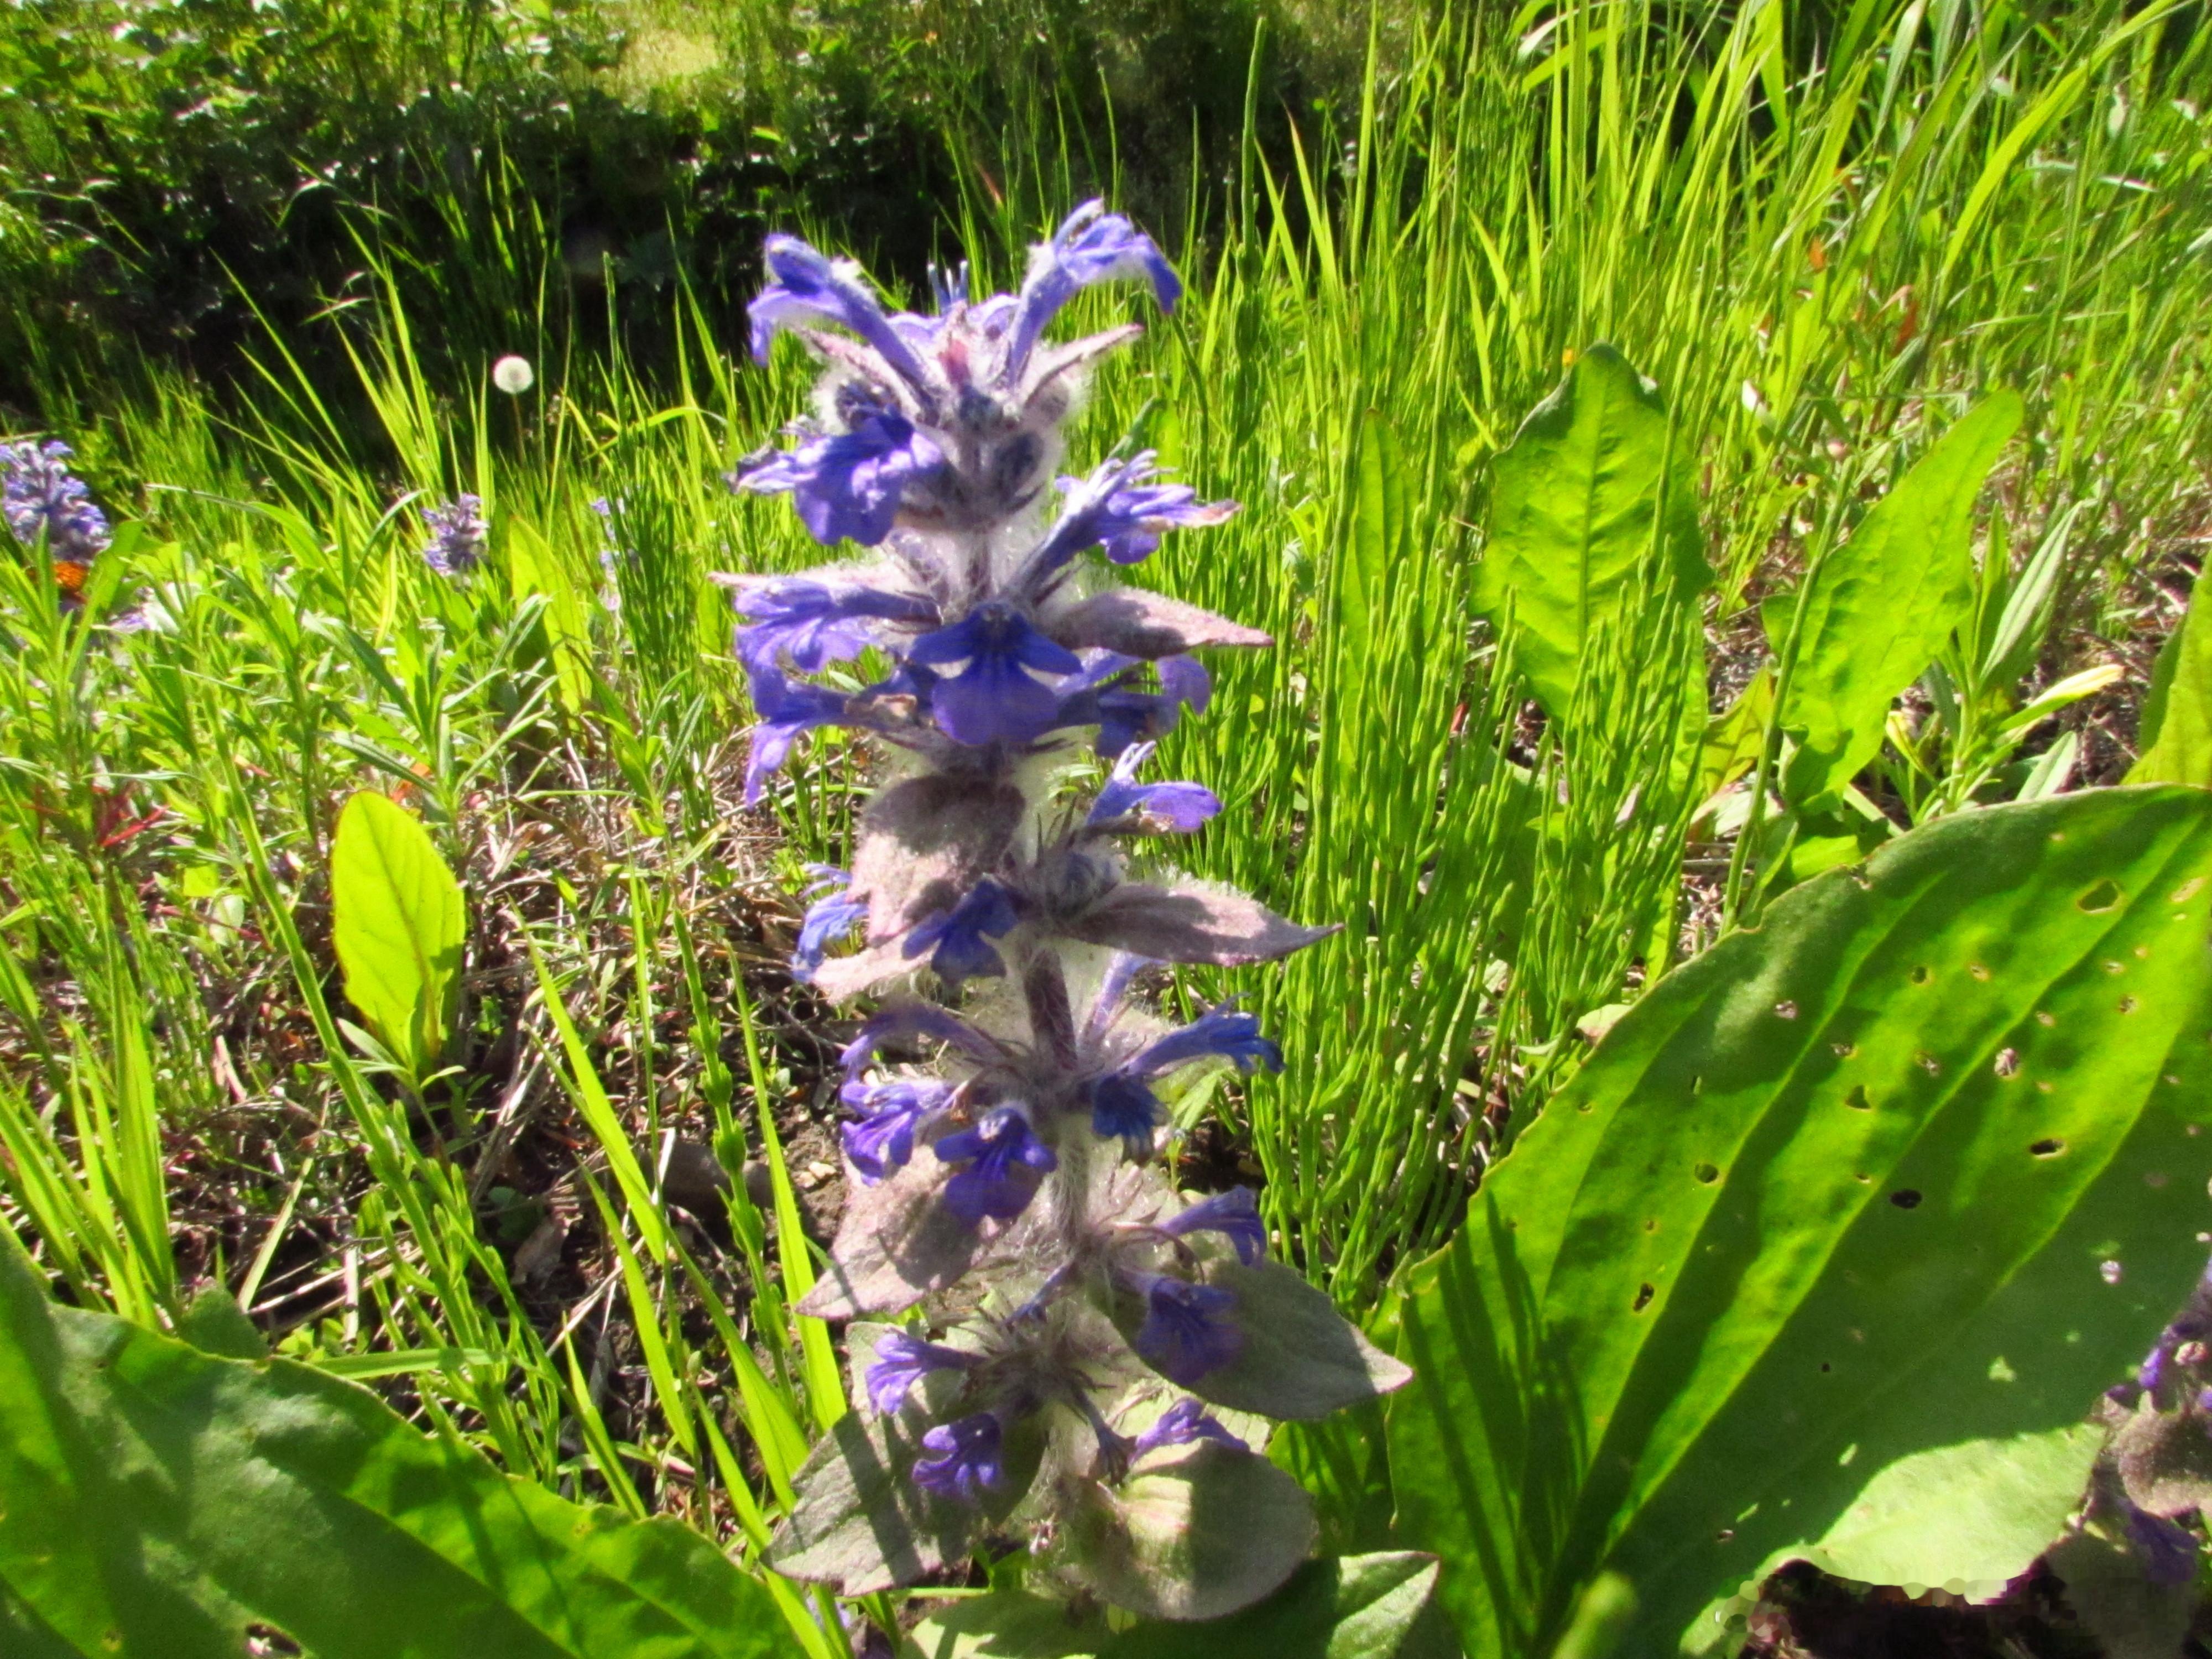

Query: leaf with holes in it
[1386,787,2212,1659]
[330,790,466,1085]
[0,1234,790,1658]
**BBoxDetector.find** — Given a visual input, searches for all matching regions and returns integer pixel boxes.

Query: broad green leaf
[0,1234,787,1658]
[1386,787,2212,1658]
[330,790,465,1084]
[905,1553,1451,1659]
[1472,345,1707,720]
[1770,393,2021,811]
[1714,1423,2103,1606]
[2131,567,2212,786]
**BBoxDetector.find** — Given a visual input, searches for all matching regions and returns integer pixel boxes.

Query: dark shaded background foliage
[0,0,1357,421]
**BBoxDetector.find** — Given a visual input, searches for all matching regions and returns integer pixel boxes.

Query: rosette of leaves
[719,206,1410,1623]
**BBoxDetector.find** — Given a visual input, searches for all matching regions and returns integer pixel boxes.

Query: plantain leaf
[330,790,466,1084]
[1386,787,2212,1657]
[1472,345,1707,721]
[1768,393,2021,812]
[0,1233,789,1658]
[1733,1422,2104,1598]
[2132,566,2212,787]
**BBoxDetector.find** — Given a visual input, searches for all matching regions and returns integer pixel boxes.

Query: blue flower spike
[739,208,1407,1620]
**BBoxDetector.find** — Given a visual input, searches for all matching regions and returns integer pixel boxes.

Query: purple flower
[930,259,969,312]
[936,1108,1058,1224]
[736,410,945,548]
[1094,656,1212,758]
[1087,741,1220,833]
[1129,1272,1243,1386]
[420,494,487,575]
[743,665,851,805]
[839,1078,955,1183]
[747,234,935,393]
[839,1004,1002,1078]
[2136,1297,2209,1392]
[792,866,867,983]
[2,441,109,562]
[2127,1503,2200,1587]
[1005,203,1181,382]
[912,1411,1005,1502]
[1025,453,1235,583]
[903,878,1019,984]
[908,602,1082,746]
[728,576,934,672]
[1088,1072,1165,1157]
[1127,1003,1283,1079]
[1087,1006,1280,1156]
[1131,1397,1245,1459]
[1160,1188,1266,1266]
[1083,951,1151,1049]
[865,1328,979,1413]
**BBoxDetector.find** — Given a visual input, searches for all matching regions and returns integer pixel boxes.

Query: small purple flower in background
[1088,742,1220,833]
[908,602,1082,746]
[1129,1272,1243,1386]
[865,1329,980,1413]
[1131,1397,1245,1459]
[1160,1188,1266,1266]
[911,1411,1005,1503]
[839,1079,954,1183]
[2,441,110,562]
[936,1108,1057,1223]
[420,494,488,575]
[903,878,1019,983]
[588,497,631,612]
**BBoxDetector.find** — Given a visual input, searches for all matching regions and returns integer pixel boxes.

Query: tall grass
[0,0,2206,1616]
